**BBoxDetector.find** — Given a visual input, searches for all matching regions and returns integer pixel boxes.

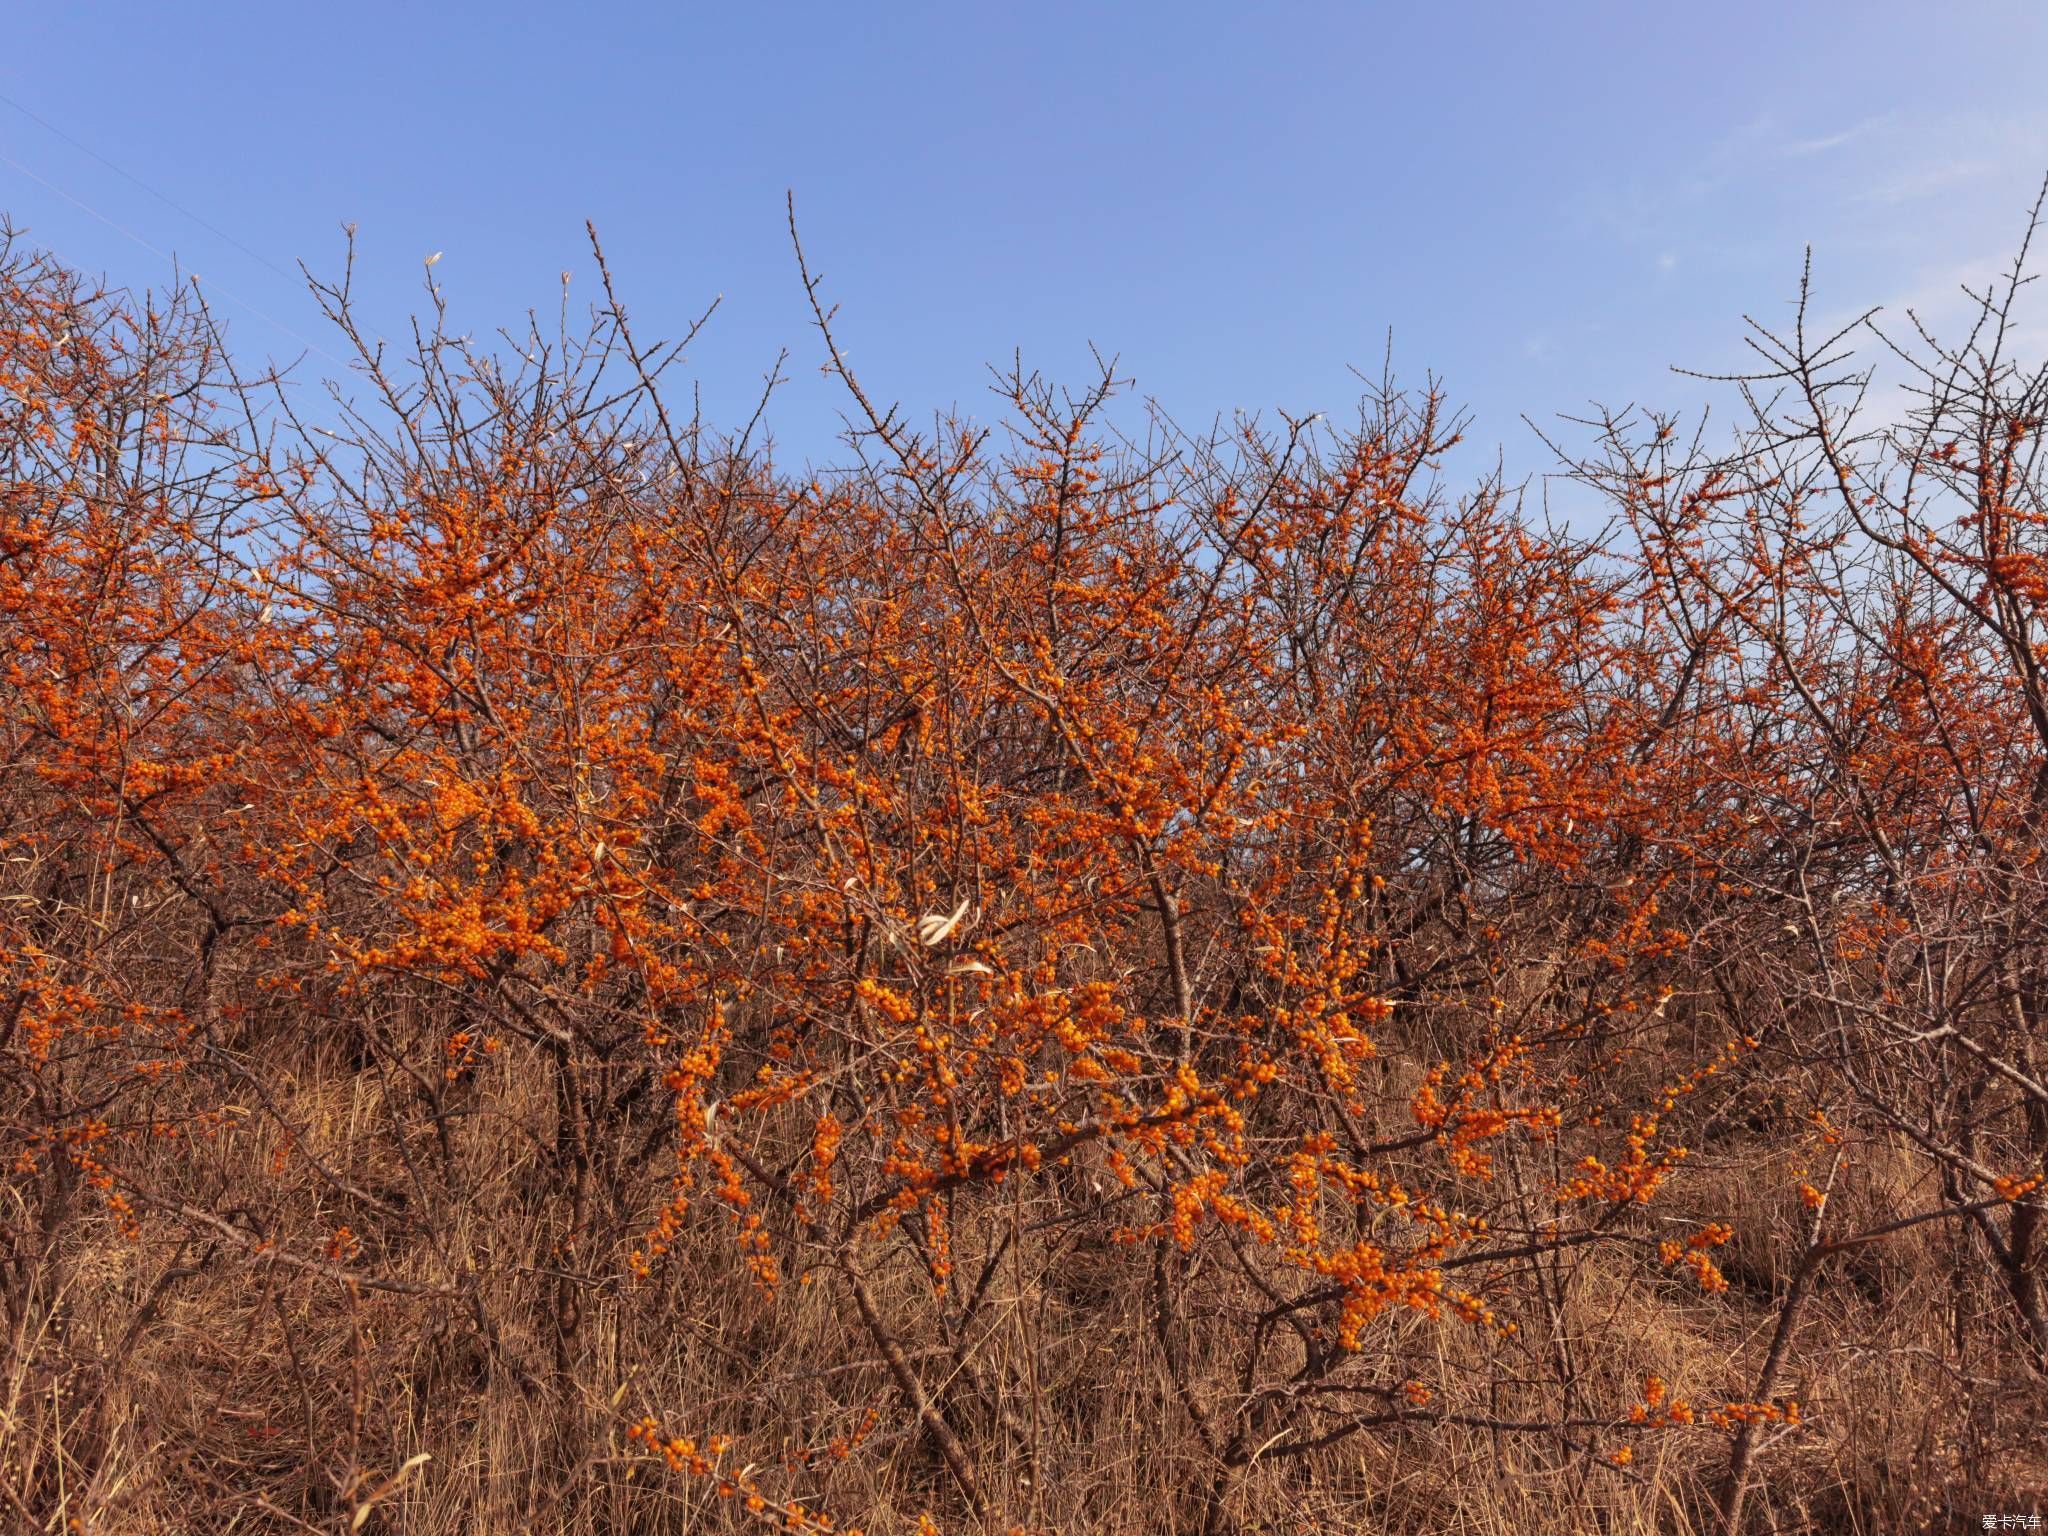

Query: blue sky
[5,2,2046,479]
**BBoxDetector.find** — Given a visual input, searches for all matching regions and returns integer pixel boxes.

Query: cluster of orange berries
[1628,1374,1695,1428]
[441,1028,502,1083]
[1165,1168,1277,1248]
[630,1188,692,1280]
[1707,1398,1802,1430]
[1619,1375,1803,1452]
[806,1113,844,1205]
[624,1417,852,1533]
[792,1407,881,1469]
[1992,1173,2044,1202]
[1658,1223,1733,1293]
[626,1416,727,1477]
[39,1119,144,1240]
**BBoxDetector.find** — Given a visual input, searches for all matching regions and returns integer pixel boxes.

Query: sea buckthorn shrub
[3,214,2047,1534]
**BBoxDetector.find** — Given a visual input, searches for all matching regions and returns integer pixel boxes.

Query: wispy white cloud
[1778,117,1888,159]
[1853,157,1999,206]
[1521,100,2048,449]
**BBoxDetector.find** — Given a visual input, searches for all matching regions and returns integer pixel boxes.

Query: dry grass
[4,1018,2044,1536]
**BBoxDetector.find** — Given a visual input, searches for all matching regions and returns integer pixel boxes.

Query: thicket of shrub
[3,208,2046,1532]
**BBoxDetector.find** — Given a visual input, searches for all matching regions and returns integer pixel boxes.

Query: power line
[0,88,301,284]
[0,95,346,366]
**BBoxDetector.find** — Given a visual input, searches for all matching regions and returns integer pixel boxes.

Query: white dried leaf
[917,895,971,947]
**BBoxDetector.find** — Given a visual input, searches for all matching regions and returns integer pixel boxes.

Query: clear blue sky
[5,2,2045,477]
